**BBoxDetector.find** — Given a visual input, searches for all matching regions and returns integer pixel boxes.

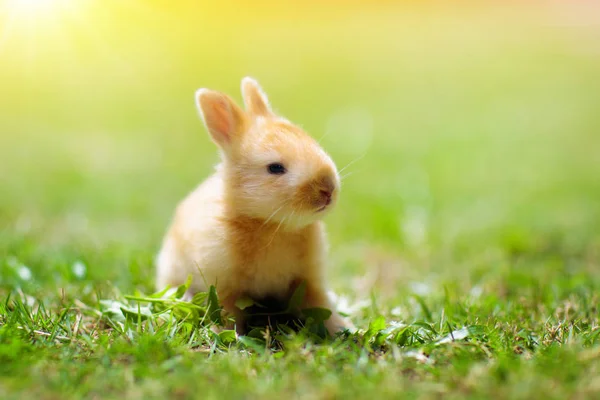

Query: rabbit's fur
[156,77,351,334]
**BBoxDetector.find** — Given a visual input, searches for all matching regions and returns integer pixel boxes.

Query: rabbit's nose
[320,175,336,195]
[320,190,332,205]
[319,175,336,205]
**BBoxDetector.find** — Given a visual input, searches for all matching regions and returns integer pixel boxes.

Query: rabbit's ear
[241,77,272,117]
[196,89,247,149]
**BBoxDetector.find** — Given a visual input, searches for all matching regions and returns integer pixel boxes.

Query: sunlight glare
[7,0,60,13]
[4,0,83,24]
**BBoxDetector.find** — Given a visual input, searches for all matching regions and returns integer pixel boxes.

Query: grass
[1,1,600,399]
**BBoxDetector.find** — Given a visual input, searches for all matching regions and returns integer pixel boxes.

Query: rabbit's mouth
[316,205,328,213]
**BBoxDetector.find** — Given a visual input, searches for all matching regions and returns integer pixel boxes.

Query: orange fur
[156,77,351,334]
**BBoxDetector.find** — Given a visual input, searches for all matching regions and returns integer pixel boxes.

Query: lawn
[1,1,600,399]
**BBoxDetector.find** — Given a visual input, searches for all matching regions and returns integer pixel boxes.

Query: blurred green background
[1,0,599,296]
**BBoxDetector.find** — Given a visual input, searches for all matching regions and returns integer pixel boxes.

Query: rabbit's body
[157,169,327,304]
[156,78,351,334]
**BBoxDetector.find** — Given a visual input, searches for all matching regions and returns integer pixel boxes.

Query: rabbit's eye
[267,163,286,175]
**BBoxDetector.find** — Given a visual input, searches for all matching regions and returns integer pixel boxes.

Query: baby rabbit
[156,77,351,335]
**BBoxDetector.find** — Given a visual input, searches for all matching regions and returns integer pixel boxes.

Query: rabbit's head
[196,77,339,229]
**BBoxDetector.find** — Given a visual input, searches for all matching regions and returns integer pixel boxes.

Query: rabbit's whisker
[338,153,366,175]
[262,214,288,249]
[340,169,360,181]
[262,204,285,227]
